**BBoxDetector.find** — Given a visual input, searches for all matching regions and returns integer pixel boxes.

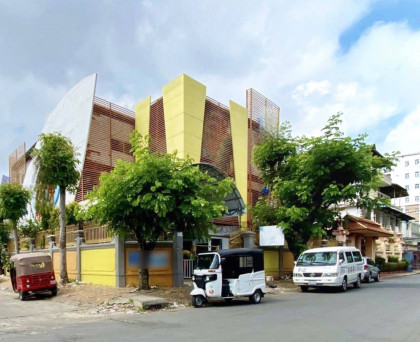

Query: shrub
[399,259,409,271]
[388,255,399,263]
[383,262,398,272]
[375,256,386,271]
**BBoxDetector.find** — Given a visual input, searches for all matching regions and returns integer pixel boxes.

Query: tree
[0,218,11,274]
[0,183,31,253]
[252,113,397,258]
[66,202,84,230]
[87,132,232,290]
[33,132,80,284]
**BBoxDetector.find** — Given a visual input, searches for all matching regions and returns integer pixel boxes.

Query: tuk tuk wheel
[51,287,57,297]
[192,295,205,308]
[249,290,262,304]
[19,291,27,301]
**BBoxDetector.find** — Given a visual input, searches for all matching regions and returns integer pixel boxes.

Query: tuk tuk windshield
[297,252,338,266]
[196,253,219,270]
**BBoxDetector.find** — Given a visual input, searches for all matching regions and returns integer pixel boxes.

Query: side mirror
[294,261,297,266]
[339,260,344,264]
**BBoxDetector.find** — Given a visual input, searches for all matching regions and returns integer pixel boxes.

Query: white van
[293,246,363,292]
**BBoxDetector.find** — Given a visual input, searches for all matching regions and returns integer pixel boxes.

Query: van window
[352,251,362,262]
[345,252,353,263]
[339,252,345,263]
[297,252,337,266]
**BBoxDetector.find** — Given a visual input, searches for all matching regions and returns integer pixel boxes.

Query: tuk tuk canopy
[10,252,54,276]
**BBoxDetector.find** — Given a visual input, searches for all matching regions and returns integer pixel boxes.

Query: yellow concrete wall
[52,250,77,281]
[283,251,295,275]
[162,74,206,162]
[125,246,173,287]
[81,248,115,286]
[135,96,151,138]
[264,250,279,277]
[229,100,249,229]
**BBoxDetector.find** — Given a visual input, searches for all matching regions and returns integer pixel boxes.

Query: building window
[405,173,410,179]
[406,185,410,190]
[405,197,410,203]
[416,159,419,165]
[405,161,410,167]
[416,184,419,189]
[416,196,420,202]
[416,171,419,178]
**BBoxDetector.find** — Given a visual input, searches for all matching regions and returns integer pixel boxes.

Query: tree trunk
[59,186,69,284]
[137,248,150,290]
[13,222,19,254]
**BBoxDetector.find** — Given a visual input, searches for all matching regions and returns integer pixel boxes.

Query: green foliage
[87,131,232,288]
[388,255,399,263]
[19,218,41,239]
[0,220,10,244]
[33,133,80,191]
[253,113,397,257]
[375,256,386,270]
[66,202,84,228]
[0,183,31,223]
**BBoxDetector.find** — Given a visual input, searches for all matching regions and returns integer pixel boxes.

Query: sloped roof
[344,215,393,237]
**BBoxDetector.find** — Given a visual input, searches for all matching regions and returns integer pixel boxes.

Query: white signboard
[259,226,285,247]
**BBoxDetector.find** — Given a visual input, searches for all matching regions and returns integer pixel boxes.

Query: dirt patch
[0,275,298,314]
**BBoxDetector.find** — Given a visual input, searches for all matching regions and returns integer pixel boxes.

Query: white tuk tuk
[190,248,266,307]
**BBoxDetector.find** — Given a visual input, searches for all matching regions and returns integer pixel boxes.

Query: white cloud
[1,0,420,177]
[382,106,420,154]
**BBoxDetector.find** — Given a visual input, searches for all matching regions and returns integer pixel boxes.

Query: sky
[1,0,420,178]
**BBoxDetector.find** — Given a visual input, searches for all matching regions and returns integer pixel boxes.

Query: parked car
[293,246,363,292]
[362,257,380,283]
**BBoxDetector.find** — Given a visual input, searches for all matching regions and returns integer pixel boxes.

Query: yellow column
[134,96,151,138]
[229,100,248,230]
[162,74,206,162]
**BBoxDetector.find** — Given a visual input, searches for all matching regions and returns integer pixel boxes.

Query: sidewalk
[379,269,420,279]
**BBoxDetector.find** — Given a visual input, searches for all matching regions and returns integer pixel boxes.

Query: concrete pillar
[48,235,56,258]
[278,247,284,277]
[242,231,256,248]
[75,230,84,282]
[365,237,375,258]
[114,234,126,288]
[172,232,184,287]
[29,238,35,252]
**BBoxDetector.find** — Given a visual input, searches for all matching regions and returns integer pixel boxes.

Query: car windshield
[196,254,219,270]
[297,252,338,266]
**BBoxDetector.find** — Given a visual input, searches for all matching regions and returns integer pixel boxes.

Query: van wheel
[354,275,361,288]
[51,287,57,297]
[340,278,347,292]
[192,295,205,308]
[374,273,380,282]
[249,290,262,304]
[19,291,27,301]
[300,286,309,292]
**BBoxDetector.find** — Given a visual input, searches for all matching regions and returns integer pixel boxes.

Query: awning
[380,183,409,198]
[344,215,393,237]
[379,205,415,222]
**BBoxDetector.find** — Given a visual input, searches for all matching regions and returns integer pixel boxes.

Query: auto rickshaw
[190,248,266,308]
[10,252,57,301]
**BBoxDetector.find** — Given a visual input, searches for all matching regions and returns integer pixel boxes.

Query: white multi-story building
[391,152,420,222]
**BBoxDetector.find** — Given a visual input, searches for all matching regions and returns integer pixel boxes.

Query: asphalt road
[1,275,420,342]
